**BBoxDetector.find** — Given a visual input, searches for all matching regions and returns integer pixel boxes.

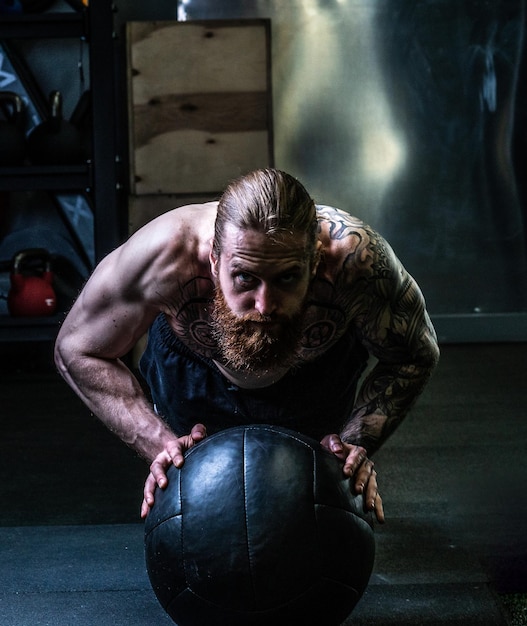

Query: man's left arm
[341,229,440,455]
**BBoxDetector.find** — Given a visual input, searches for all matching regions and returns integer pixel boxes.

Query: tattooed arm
[336,219,440,455]
[316,207,437,522]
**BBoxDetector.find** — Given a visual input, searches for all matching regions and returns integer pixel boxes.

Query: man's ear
[209,242,219,278]
[311,240,323,276]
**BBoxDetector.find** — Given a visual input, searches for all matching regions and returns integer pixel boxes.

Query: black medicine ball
[144,425,375,626]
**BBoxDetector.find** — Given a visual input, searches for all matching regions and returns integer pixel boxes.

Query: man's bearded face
[210,286,307,373]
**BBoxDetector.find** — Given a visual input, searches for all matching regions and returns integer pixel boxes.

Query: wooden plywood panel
[127,20,273,195]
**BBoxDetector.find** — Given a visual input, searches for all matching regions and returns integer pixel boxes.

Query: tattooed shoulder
[316,205,394,283]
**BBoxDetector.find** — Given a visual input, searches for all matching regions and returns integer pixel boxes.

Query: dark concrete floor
[0,341,526,625]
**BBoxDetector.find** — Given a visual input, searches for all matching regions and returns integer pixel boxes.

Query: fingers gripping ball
[144,425,375,626]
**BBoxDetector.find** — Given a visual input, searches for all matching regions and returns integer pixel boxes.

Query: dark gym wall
[9,0,527,341]
[168,0,527,341]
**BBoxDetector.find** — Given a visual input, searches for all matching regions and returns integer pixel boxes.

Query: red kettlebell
[8,248,57,317]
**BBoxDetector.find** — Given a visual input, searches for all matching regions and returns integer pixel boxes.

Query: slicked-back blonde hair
[213,169,318,264]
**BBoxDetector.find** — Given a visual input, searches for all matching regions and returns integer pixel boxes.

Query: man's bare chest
[162,275,353,363]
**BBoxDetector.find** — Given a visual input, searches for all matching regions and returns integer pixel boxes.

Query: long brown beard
[210,288,306,373]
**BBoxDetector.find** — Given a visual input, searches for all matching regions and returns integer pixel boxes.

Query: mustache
[239,312,287,324]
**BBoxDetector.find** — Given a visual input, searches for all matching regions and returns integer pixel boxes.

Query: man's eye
[279,273,300,285]
[234,273,256,287]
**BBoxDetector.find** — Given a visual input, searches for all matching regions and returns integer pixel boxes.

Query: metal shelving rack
[0,1,125,342]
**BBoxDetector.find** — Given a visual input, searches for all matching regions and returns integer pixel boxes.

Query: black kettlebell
[27,90,84,165]
[0,91,26,166]
[70,90,92,161]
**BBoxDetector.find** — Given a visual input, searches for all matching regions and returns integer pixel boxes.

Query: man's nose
[254,283,278,316]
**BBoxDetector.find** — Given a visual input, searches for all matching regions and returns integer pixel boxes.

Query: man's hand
[320,433,385,524]
[140,423,207,518]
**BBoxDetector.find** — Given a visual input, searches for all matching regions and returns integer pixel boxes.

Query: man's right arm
[54,218,185,463]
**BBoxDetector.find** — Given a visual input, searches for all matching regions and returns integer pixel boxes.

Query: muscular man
[55,169,439,522]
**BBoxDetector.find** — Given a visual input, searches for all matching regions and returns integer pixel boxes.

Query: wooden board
[127,20,273,195]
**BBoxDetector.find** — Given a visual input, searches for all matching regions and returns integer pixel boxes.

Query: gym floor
[0,341,526,625]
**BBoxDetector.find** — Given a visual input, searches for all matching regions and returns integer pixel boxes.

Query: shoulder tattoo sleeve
[318,206,439,453]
